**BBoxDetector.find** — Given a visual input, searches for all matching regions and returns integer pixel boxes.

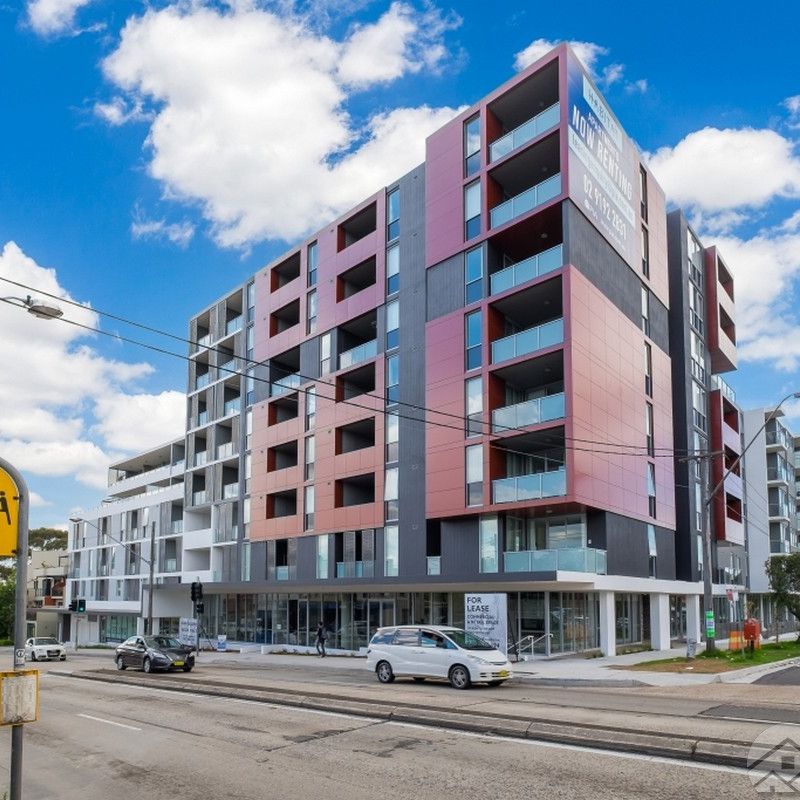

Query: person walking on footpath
[315,621,327,657]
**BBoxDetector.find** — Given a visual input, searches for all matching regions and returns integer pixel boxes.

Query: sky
[1,0,799,529]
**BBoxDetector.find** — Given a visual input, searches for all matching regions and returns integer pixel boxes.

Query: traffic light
[76,598,86,613]
[68,600,77,612]
[191,581,203,603]
[195,602,204,615]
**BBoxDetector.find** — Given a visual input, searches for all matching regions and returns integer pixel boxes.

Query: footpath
[53,648,800,770]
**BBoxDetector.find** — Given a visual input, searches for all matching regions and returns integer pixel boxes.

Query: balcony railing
[217,442,236,460]
[195,373,211,390]
[218,358,236,374]
[223,483,239,499]
[192,490,208,505]
[492,392,565,434]
[491,318,563,364]
[164,558,178,573]
[225,315,243,335]
[213,525,238,544]
[271,372,301,397]
[426,556,441,576]
[197,333,212,348]
[490,174,561,229]
[170,520,184,534]
[336,561,368,578]
[492,467,567,503]
[223,398,241,416]
[490,244,563,296]
[194,452,208,467]
[276,566,290,581]
[503,546,607,574]
[339,339,378,371]
[196,411,209,427]
[489,103,560,163]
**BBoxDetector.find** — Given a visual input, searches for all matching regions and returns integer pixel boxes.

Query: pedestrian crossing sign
[0,468,20,557]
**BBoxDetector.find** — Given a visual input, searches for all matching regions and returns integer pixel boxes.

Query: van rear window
[392,629,419,646]
[370,630,396,645]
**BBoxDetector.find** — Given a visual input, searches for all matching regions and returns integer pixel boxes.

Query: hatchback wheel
[449,665,471,690]
[183,665,193,673]
[115,655,126,671]
[30,652,37,662]
[142,657,152,674]
[376,661,395,684]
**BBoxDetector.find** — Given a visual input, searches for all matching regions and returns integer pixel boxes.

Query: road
[0,670,759,800]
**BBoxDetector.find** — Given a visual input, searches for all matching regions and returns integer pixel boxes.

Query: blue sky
[1,0,799,529]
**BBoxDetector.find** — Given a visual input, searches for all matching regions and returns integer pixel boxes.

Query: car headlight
[468,655,491,665]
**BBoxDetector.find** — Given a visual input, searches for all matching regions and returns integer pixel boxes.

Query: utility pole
[147,521,155,635]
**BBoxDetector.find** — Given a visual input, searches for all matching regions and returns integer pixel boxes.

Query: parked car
[25,637,66,662]
[366,625,512,689]
[115,635,195,673]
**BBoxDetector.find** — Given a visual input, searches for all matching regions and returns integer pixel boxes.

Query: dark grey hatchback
[115,635,195,673]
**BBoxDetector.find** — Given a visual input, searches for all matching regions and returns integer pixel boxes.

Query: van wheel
[376,661,395,684]
[449,665,471,690]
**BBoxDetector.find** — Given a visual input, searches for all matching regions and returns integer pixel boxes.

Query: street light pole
[700,390,800,653]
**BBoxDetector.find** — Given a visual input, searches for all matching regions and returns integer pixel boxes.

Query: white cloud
[647,127,800,212]
[514,38,607,75]
[27,0,94,36]
[28,492,52,509]
[0,438,113,489]
[784,95,800,129]
[93,96,150,127]
[131,216,195,248]
[99,2,460,247]
[92,391,186,452]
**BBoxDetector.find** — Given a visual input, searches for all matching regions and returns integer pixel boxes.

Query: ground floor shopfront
[155,587,703,657]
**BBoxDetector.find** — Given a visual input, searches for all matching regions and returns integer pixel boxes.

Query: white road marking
[77,713,141,731]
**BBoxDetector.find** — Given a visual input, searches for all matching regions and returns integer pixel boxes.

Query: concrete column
[598,591,616,657]
[686,594,702,645]
[650,593,671,651]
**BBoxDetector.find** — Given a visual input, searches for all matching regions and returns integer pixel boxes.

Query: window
[246,281,255,322]
[386,299,399,350]
[305,386,316,430]
[304,485,315,531]
[639,165,648,222]
[384,525,398,577]
[479,516,498,573]
[465,246,483,304]
[305,435,315,480]
[246,368,255,406]
[696,534,704,579]
[465,376,483,437]
[307,290,317,335]
[647,524,657,578]
[386,353,399,403]
[645,403,654,457]
[316,534,329,579]
[690,330,706,383]
[689,284,704,334]
[687,230,703,285]
[464,116,480,177]
[385,466,399,520]
[387,188,400,242]
[692,380,707,432]
[307,241,318,287]
[246,325,254,361]
[240,541,251,582]
[465,310,482,370]
[386,243,399,295]
[695,482,703,531]
[644,342,653,397]
[466,444,483,506]
[641,286,650,337]
[386,411,399,462]
[641,226,649,278]
[647,462,657,518]
[464,181,481,240]
[320,332,332,375]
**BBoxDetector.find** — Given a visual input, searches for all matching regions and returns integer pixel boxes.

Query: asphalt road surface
[0,670,760,800]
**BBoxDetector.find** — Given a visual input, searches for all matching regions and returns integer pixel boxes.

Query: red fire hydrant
[743,618,761,653]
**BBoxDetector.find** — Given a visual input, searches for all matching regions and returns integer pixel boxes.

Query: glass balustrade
[270,373,301,397]
[170,520,184,534]
[276,566,290,580]
[492,467,567,503]
[217,442,235,459]
[490,174,561,228]
[490,244,563,295]
[192,490,207,504]
[164,558,178,573]
[223,398,241,415]
[194,452,207,467]
[491,318,563,364]
[223,483,239,499]
[503,547,607,574]
[196,411,209,427]
[489,103,560,162]
[225,316,243,335]
[195,373,211,390]
[492,392,565,433]
[426,556,441,576]
[339,339,378,370]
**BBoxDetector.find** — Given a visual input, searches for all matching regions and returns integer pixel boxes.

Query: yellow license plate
[497,670,509,677]
[174,661,184,667]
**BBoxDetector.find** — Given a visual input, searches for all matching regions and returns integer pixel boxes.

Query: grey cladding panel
[426,254,464,321]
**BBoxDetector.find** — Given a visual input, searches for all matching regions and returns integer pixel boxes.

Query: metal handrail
[512,632,552,661]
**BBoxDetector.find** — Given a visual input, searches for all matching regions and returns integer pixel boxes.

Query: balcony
[492,467,567,503]
[197,333,212,348]
[492,392,565,434]
[426,556,441,576]
[195,373,211,390]
[223,483,239,499]
[489,102,560,163]
[490,244,563,296]
[223,398,241,416]
[217,442,236,460]
[164,558,178,573]
[170,520,184,534]
[225,315,243,336]
[336,561,367,578]
[192,490,208,505]
[491,318,563,364]
[276,566,290,581]
[503,547,607,574]
[196,411,209,427]
[194,452,208,467]
[339,339,377,371]
[271,372,301,397]
[213,525,238,544]
[490,174,561,229]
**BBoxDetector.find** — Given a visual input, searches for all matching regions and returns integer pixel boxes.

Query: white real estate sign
[464,594,507,655]
[178,617,198,647]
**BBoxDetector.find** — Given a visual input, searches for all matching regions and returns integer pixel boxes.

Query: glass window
[320,332,332,375]
[639,165,648,222]
[464,181,481,240]
[306,290,317,335]
[647,462,657,518]
[305,435,315,480]
[641,286,650,337]
[465,246,483,304]
[246,368,255,406]
[304,485,315,531]
[465,376,483,437]
[465,310,482,370]
[386,411,399,462]
[385,466,399,521]
[306,386,316,430]
[386,243,400,295]
[647,524,657,578]
[464,116,480,177]
[645,403,654,457]
[641,226,649,278]
[386,353,399,403]
[696,534,704,578]
[466,444,483,506]
[246,281,255,321]
[307,241,318,287]
[384,525,399,577]
[387,188,400,242]
[386,299,399,350]
[479,516,498,573]
[695,481,703,531]
[246,325,255,361]
[692,380,707,432]
[644,342,652,397]
[316,534,329,579]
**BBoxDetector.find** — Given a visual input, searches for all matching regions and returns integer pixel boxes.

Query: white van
[366,625,512,689]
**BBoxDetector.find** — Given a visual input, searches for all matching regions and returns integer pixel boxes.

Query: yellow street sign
[0,468,20,557]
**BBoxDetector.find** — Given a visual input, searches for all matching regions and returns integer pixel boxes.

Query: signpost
[178,617,198,648]
[705,610,716,639]
[464,593,508,655]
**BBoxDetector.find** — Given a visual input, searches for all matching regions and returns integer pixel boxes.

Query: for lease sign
[464,593,508,655]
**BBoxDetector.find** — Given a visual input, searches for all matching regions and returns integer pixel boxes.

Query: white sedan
[25,637,67,662]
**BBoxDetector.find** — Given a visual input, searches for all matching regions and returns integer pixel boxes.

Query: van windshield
[442,629,495,650]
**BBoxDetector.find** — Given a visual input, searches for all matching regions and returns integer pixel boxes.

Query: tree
[28,527,67,551]
[0,573,15,641]
[765,553,800,641]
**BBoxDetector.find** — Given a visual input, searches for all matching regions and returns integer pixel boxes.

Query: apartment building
[67,42,743,655]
